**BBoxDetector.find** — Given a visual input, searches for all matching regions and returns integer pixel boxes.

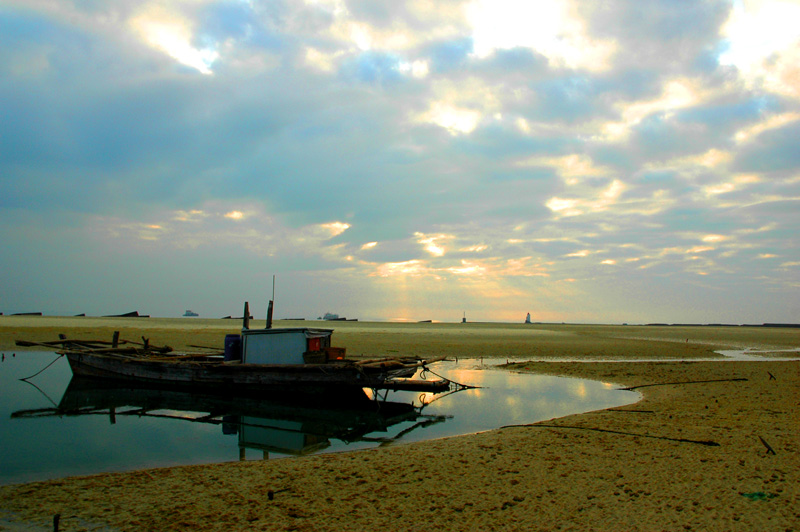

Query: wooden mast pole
[266,275,275,329]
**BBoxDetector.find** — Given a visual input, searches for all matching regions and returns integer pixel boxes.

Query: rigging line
[18,379,59,408]
[421,364,481,390]
[416,385,469,408]
[19,354,65,382]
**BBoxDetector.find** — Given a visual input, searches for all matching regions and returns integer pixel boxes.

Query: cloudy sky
[1,0,798,324]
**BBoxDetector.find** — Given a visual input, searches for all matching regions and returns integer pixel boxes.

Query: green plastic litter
[740,492,777,501]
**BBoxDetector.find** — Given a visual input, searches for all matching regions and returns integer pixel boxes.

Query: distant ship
[183,310,199,317]
[320,312,357,321]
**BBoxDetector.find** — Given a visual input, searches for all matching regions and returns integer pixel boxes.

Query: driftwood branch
[621,377,748,391]
[758,436,776,455]
[188,344,224,350]
[267,487,290,501]
[500,423,720,447]
[145,353,223,361]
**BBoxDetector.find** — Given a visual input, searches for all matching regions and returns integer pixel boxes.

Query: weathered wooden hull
[66,351,420,393]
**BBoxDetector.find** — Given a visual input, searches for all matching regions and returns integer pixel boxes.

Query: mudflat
[0,317,798,531]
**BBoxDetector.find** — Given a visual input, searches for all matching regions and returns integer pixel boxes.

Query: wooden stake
[759,436,776,455]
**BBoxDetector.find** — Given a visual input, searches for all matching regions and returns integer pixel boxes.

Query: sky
[1,0,799,324]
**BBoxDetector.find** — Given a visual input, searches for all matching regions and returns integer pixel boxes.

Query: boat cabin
[241,328,336,365]
[224,301,346,365]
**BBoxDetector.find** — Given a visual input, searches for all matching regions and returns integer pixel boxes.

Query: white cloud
[305,47,341,72]
[418,102,481,134]
[702,174,761,198]
[675,149,733,169]
[734,112,800,143]
[600,78,708,142]
[546,179,627,217]
[224,210,245,220]
[130,6,218,74]
[397,59,429,79]
[415,232,451,257]
[566,250,591,258]
[516,154,611,184]
[93,204,351,260]
[173,209,207,222]
[318,222,351,237]
[460,244,488,253]
[466,0,616,71]
[374,259,426,278]
[720,0,800,99]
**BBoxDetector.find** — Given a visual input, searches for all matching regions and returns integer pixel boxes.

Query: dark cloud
[734,122,800,174]
[526,76,602,123]
[627,114,717,161]
[583,0,731,74]
[344,0,468,31]
[198,2,255,41]
[339,51,406,84]
[423,37,473,73]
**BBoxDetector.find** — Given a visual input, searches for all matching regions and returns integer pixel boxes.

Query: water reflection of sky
[0,354,639,485]
[407,360,639,436]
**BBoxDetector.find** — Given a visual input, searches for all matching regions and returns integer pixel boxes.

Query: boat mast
[266,275,275,329]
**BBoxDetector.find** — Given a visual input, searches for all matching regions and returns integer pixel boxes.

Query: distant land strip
[644,323,800,328]
[0,312,799,329]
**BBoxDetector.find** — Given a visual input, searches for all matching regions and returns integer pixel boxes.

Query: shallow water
[0,352,639,485]
[507,348,800,363]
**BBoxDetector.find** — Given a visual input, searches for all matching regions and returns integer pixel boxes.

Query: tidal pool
[0,352,639,485]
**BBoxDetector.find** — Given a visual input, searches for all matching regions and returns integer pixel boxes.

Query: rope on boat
[17,378,60,408]
[19,354,65,382]
[416,385,471,407]
[419,363,481,391]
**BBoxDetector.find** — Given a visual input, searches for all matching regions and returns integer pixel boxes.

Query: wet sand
[1,317,798,530]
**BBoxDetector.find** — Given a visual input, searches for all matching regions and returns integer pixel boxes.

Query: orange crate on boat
[325,347,346,360]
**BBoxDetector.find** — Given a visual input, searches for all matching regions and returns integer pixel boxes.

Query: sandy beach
[1,317,798,531]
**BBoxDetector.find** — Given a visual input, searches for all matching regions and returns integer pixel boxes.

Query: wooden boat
[62,349,448,394]
[16,301,452,395]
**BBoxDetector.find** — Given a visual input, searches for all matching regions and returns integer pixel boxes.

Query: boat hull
[66,352,410,394]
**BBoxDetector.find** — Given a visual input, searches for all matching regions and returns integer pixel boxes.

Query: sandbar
[0,317,798,530]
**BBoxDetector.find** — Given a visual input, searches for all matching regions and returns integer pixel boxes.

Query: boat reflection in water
[14,377,452,460]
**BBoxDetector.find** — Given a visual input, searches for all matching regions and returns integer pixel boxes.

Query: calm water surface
[0,352,639,485]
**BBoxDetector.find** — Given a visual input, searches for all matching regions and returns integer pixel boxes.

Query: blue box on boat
[224,334,242,361]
